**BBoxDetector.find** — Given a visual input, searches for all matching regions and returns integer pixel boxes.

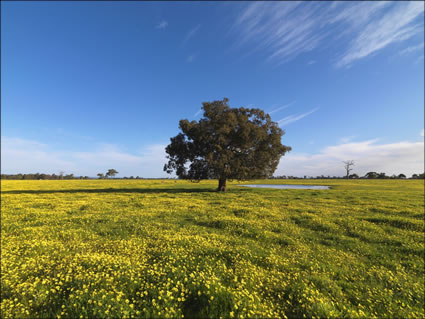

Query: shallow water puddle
[238,184,330,190]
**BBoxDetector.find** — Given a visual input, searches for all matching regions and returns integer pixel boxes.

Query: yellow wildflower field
[1,179,424,318]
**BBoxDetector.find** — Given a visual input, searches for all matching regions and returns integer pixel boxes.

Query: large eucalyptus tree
[164,98,291,191]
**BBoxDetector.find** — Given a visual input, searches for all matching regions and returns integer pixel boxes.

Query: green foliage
[106,169,119,178]
[1,179,424,318]
[164,98,291,190]
[365,172,378,179]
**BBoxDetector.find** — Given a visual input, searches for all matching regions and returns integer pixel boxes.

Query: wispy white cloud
[327,2,391,35]
[1,136,169,178]
[421,129,425,137]
[276,139,424,177]
[399,42,424,56]
[339,135,357,144]
[194,108,203,117]
[156,20,168,30]
[268,101,294,115]
[230,2,338,63]
[307,60,316,65]
[278,108,319,127]
[182,24,201,45]
[186,54,196,63]
[337,2,424,67]
[231,2,424,67]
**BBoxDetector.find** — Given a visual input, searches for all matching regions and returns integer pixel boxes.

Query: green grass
[1,179,424,318]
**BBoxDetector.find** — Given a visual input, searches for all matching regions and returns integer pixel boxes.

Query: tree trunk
[217,178,227,192]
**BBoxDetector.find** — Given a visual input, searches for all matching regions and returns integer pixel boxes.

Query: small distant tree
[343,160,355,179]
[377,172,387,179]
[97,173,104,179]
[349,173,359,179]
[105,169,118,178]
[398,174,406,179]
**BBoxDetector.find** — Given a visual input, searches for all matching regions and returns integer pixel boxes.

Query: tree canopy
[164,98,291,191]
[106,169,119,178]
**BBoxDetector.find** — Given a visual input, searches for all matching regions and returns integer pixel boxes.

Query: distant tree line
[271,172,424,179]
[2,171,423,180]
[0,173,89,180]
[362,172,424,179]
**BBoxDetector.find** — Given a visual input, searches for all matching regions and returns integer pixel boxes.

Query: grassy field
[1,179,424,318]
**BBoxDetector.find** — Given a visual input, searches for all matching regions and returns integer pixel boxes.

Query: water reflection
[238,184,330,190]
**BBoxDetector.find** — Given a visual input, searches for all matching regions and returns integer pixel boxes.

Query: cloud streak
[156,20,168,29]
[399,42,424,56]
[194,108,203,117]
[337,2,425,67]
[268,101,294,115]
[182,24,201,45]
[278,108,319,127]
[231,2,424,67]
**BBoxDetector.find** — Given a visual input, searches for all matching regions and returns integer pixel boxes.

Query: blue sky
[2,1,424,177]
